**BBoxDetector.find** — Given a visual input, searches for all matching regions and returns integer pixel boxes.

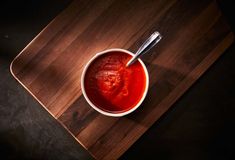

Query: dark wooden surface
[9,0,233,159]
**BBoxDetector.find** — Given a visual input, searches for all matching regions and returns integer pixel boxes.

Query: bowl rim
[81,48,149,117]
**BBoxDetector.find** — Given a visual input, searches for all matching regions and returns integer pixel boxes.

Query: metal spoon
[126,31,162,67]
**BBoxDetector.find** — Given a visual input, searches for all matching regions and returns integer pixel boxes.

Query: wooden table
[10,0,233,159]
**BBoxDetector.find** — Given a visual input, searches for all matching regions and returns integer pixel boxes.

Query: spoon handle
[126,31,162,67]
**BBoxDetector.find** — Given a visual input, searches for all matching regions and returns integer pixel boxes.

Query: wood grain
[10,0,233,159]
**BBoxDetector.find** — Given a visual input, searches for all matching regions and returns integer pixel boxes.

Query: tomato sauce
[84,51,146,113]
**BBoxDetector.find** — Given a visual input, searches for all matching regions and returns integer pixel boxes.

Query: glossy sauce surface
[84,51,147,113]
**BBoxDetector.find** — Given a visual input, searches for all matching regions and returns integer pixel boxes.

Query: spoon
[126,31,162,67]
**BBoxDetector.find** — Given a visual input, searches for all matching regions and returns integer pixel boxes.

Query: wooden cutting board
[10,0,233,159]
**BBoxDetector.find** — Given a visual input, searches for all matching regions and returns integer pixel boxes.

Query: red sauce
[84,51,146,113]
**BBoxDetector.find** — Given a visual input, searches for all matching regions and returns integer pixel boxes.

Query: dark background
[0,0,234,159]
